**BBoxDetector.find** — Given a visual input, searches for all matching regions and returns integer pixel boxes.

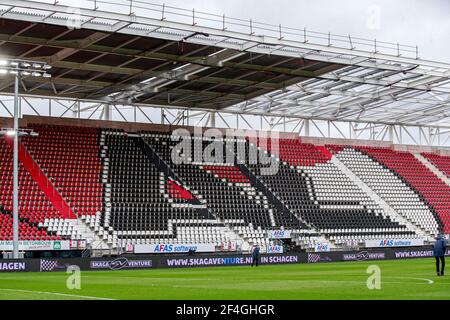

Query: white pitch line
[0,288,115,300]
[387,277,434,285]
[410,278,434,284]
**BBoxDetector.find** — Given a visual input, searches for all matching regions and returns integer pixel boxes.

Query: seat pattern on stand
[101,131,202,246]
[332,146,439,236]
[167,179,194,201]
[0,206,59,240]
[142,133,304,247]
[202,165,249,184]
[2,121,448,249]
[422,152,450,177]
[0,137,62,240]
[245,137,414,247]
[357,147,448,233]
[22,124,102,217]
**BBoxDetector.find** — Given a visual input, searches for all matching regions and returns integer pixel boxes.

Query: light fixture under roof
[0,59,52,79]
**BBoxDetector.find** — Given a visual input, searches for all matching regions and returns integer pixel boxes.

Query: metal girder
[228,64,450,126]
[106,49,247,103]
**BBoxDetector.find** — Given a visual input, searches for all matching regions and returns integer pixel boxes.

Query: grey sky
[151,0,450,62]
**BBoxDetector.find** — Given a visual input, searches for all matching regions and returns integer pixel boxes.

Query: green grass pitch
[0,258,449,300]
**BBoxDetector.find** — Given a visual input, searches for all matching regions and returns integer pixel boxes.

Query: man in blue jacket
[433,234,447,276]
[251,245,260,267]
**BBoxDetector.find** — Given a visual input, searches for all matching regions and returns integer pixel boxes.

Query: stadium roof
[0,0,450,128]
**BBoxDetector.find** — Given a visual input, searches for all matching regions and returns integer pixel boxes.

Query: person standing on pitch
[251,245,260,267]
[433,234,447,276]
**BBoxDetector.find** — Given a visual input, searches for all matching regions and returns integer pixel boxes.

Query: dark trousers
[251,256,259,267]
[435,256,445,275]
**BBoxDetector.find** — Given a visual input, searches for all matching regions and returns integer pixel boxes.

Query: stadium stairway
[413,153,450,187]
[330,154,429,238]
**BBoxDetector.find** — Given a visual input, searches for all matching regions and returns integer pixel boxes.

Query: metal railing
[20,0,419,58]
[91,0,419,58]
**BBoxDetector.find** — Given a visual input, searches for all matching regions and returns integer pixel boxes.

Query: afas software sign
[266,245,283,254]
[134,243,216,254]
[0,240,71,251]
[365,239,424,248]
[314,243,331,252]
[267,230,291,239]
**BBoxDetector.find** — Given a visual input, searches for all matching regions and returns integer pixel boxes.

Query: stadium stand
[244,137,415,247]
[356,147,448,233]
[332,146,440,236]
[142,132,290,248]
[100,130,239,248]
[0,137,62,240]
[22,124,102,218]
[0,120,447,251]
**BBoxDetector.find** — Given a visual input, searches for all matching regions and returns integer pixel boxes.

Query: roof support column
[72,101,80,119]
[388,125,394,142]
[103,104,112,121]
[304,119,310,137]
[209,111,216,127]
